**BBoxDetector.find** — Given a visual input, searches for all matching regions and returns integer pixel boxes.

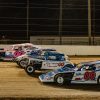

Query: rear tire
[25,65,35,75]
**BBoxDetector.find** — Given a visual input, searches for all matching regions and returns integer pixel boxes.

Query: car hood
[44,67,75,77]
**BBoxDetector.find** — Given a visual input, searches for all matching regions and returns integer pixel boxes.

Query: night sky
[0,0,100,40]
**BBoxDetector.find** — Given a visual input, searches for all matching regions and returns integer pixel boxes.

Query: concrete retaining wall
[39,45,100,56]
[0,45,100,56]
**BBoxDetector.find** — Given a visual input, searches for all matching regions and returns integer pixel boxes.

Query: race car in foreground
[24,51,70,75]
[39,60,100,85]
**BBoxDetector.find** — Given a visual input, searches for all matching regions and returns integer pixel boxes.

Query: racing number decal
[45,62,64,67]
[14,51,24,57]
[84,72,96,80]
[84,72,89,80]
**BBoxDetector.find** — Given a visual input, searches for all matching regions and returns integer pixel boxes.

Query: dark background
[0,0,99,40]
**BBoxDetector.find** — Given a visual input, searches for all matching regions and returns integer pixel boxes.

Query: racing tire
[19,59,29,69]
[54,74,65,85]
[97,76,100,85]
[25,65,35,75]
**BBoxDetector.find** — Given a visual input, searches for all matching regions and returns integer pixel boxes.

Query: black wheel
[54,74,65,85]
[25,65,35,75]
[19,59,29,68]
[97,76,100,85]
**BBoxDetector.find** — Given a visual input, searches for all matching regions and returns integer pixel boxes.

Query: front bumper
[39,74,54,82]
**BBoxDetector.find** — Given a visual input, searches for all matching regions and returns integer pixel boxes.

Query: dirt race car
[0,43,40,61]
[14,48,58,68]
[14,48,56,62]
[24,51,70,75]
[39,60,100,85]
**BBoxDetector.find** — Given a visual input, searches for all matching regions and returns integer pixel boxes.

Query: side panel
[71,71,97,84]
[96,70,100,83]
[60,72,75,82]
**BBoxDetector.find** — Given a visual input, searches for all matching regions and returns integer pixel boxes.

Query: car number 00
[84,72,96,80]
[14,51,24,57]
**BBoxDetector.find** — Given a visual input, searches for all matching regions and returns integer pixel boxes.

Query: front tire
[25,65,35,75]
[54,74,65,85]
[19,59,29,68]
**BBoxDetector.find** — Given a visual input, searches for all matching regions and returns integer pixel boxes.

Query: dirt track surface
[0,57,100,100]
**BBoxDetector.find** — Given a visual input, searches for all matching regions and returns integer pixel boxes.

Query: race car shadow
[26,71,48,78]
[66,84,100,92]
[26,71,42,78]
[15,65,22,69]
[43,83,100,92]
[14,63,23,69]
[23,71,100,92]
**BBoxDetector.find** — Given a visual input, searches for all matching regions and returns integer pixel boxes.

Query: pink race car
[0,43,40,61]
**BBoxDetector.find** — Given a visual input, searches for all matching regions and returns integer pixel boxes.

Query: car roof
[45,51,64,56]
[42,48,56,51]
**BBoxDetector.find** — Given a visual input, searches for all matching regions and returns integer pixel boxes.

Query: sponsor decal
[58,62,64,66]
[45,62,64,67]
[44,63,56,67]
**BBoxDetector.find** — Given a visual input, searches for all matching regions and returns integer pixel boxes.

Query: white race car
[39,61,100,85]
[24,51,71,75]
[14,48,57,68]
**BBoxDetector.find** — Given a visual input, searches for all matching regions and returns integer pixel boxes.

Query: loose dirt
[0,57,100,100]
